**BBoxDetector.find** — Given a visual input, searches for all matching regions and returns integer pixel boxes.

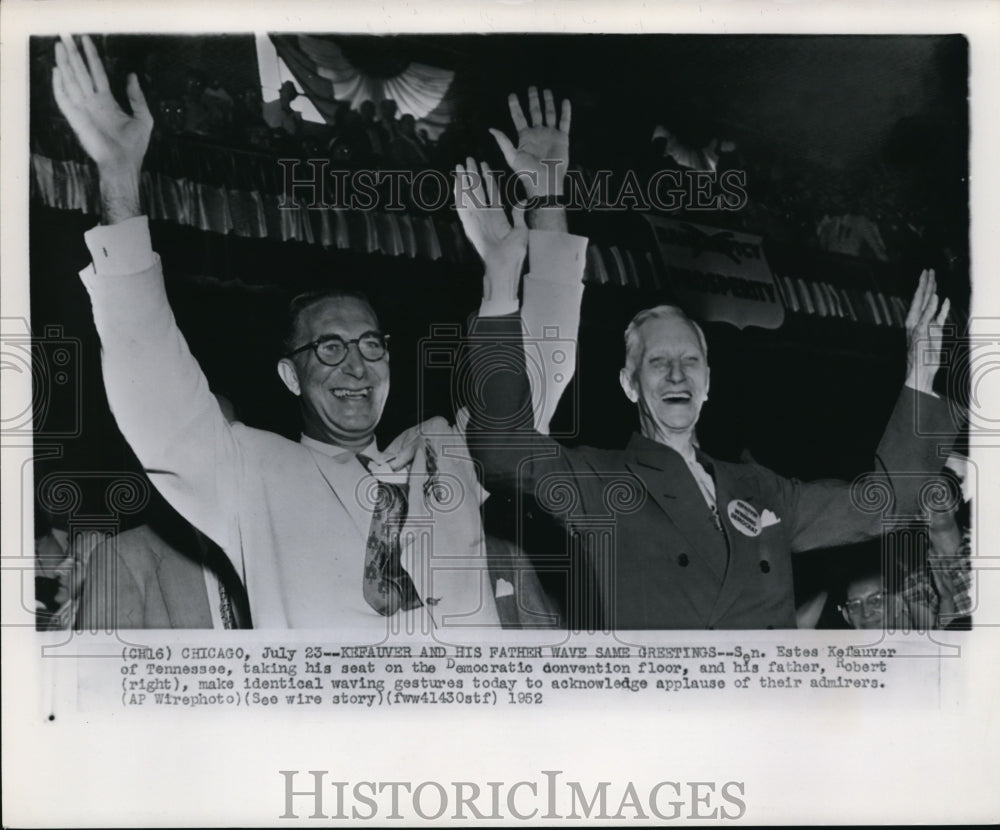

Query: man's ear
[277,358,302,396]
[619,368,639,404]
[704,366,711,401]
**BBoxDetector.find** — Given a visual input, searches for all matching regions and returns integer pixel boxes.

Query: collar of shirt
[299,434,410,484]
[299,433,379,463]
[663,439,717,511]
[686,454,718,512]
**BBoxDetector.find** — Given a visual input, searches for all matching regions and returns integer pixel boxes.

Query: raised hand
[904,268,951,395]
[53,35,153,222]
[454,158,527,305]
[489,87,571,200]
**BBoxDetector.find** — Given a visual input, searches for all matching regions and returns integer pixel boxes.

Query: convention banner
[644,216,785,330]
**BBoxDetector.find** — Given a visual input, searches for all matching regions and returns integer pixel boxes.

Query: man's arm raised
[455,158,597,501]
[489,88,586,432]
[54,36,242,557]
[53,35,151,224]
[904,268,951,396]
[784,269,957,553]
[489,85,570,230]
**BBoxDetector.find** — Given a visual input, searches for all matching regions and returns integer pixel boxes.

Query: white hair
[623,304,708,373]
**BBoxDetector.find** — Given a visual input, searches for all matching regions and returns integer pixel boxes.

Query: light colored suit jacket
[79,218,585,632]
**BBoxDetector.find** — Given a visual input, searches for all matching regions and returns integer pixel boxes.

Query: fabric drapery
[272,34,457,139]
[31,152,470,266]
[30,150,918,327]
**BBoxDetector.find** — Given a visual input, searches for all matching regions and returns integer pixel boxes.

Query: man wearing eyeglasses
[277,291,394,456]
[838,571,904,631]
[54,36,584,631]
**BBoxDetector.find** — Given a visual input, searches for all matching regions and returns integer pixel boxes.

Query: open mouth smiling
[331,387,372,400]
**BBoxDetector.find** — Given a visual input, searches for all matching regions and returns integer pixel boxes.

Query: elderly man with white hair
[459,155,956,628]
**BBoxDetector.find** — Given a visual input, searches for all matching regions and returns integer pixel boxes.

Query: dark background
[28,34,970,624]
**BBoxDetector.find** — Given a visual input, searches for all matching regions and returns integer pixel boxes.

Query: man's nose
[666,361,685,382]
[861,605,882,624]
[339,343,367,377]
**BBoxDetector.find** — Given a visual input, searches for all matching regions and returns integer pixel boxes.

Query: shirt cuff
[904,380,940,400]
[84,216,155,276]
[478,297,520,318]
[527,230,588,284]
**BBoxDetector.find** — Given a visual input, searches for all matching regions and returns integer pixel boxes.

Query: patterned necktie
[217,580,236,629]
[359,456,423,615]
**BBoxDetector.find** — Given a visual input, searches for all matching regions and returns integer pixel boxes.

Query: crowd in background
[29,46,964,272]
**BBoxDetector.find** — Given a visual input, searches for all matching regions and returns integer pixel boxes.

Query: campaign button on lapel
[727,499,761,537]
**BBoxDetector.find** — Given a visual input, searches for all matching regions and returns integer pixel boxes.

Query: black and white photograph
[21,28,976,633]
[3,0,998,825]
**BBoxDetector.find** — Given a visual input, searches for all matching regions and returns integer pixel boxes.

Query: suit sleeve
[520,231,587,433]
[79,219,243,567]
[464,312,602,501]
[780,387,956,553]
[467,228,594,494]
[469,231,587,626]
[475,230,588,434]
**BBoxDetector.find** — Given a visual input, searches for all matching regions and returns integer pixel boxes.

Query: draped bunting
[32,153,453,260]
[30,151,646,288]
[30,151,914,330]
[271,34,457,139]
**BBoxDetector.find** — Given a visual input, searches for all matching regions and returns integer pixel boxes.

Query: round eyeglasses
[839,591,885,617]
[286,331,390,367]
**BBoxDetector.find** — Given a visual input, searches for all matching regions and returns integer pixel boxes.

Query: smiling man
[277,290,392,450]
[460,161,956,628]
[620,306,711,456]
[53,36,585,631]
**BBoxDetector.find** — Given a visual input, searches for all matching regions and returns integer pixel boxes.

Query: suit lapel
[623,434,721,560]
[708,463,763,625]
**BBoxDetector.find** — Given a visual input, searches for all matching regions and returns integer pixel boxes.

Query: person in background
[34,502,102,631]
[378,98,399,141]
[34,506,73,629]
[262,80,303,137]
[75,395,252,630]
[839,458,972,632]
[76,485,252,630]
[838,564,903,630]
[389,113,430,168]
[895,456,973,630]
[202,77,234,136]
[358,99,388,159]
[180,71,212,136]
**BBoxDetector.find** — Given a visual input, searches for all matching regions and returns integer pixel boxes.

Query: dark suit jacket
[464,313,954,629]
